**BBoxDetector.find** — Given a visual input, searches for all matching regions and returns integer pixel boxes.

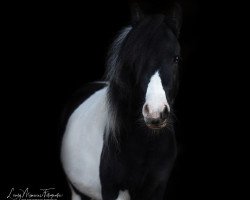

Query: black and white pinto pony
[61,4,182,200]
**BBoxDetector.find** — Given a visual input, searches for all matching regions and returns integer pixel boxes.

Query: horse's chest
[119,133,176,185]
[119,141,163,180]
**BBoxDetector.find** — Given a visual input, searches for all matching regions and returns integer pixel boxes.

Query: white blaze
[143,71,170,118]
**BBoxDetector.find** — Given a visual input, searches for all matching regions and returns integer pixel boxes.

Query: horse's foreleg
[115,190,130,200]
[102,184,130,200]
[69,183,82,200]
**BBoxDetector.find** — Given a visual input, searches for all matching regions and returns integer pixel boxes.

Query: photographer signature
[7,187,63,200]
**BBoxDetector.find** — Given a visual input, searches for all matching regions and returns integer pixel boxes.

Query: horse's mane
[105,15,167,85]
[104,26,132,144]
[105,26,132,83]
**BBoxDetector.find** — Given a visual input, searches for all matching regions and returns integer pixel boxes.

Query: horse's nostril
[143,104,150,115]
[161,106,169,119]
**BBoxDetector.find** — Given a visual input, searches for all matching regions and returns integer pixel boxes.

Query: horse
[61,4,182,200]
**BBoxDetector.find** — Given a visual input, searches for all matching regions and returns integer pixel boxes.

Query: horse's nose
[142,104,169,129]
[143,104,169,119]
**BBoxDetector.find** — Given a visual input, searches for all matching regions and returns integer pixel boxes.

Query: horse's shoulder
[59,81,108,134]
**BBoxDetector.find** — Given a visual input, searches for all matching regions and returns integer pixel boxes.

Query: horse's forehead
[147,71,164,90]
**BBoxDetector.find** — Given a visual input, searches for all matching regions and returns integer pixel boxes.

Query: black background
[1,0,245,199]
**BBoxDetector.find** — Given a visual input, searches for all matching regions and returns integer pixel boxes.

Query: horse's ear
[130,3,144,26]
[165,3,182,37]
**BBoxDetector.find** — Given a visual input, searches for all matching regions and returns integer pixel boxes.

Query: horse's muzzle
[145,118,167,129]
[143,104,169,130]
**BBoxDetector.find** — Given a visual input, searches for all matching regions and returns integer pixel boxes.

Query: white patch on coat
[61,87,109,200]
[116,190,130,200]
[143,71,170,118]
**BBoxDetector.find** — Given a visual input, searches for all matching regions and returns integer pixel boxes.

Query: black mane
[107,14,179,86]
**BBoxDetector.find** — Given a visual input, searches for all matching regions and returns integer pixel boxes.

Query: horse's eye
[173,56,180,63]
